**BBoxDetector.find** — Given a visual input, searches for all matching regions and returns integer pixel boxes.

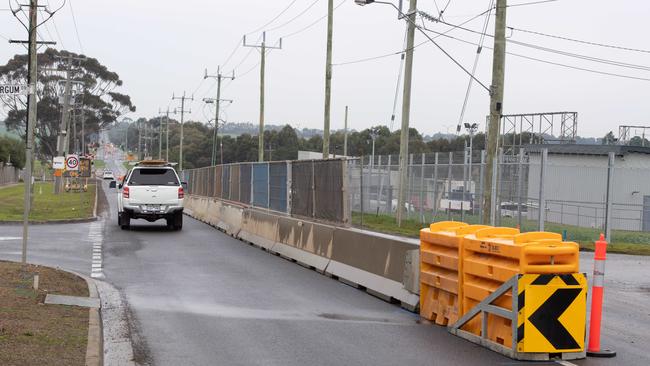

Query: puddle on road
[318,313,421,325]
[638,286,650,295]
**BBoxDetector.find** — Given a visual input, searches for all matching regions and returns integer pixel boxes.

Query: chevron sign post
[517,273,587,353]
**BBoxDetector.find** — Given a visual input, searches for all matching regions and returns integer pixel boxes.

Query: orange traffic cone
[586,234,616,358]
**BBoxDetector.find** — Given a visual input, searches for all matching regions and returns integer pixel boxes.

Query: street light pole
[355,0,415,226]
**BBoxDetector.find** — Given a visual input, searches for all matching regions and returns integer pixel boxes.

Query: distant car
[500,202,529,217]
[102,170,115,180]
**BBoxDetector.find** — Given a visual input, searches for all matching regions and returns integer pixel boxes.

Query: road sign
[66,154,80,171]
[517,273,587,353]
[52,156,65,170]
[0,84,28,95]
[79,158,91,177]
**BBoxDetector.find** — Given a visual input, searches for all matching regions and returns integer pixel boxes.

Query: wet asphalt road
[98,176,513,366]
[1,150,647,365]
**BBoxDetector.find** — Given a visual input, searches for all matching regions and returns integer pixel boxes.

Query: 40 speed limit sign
[66,154,80,171]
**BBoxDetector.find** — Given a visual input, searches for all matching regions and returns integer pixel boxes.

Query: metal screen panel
[643,196,650,231]
[222,165,231,200]
[186,170,193,195]
[215,166,222,198]
[230,164,240,202]
[252,163,269,208]
[207,167,215,197]
[291,161,313,218]
[239,164,252,204]
[314,160,344,222]
[269,162,288,213]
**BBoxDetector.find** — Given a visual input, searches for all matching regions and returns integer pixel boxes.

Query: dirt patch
[0,261,89,366]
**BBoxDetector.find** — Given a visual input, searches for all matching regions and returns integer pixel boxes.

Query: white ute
[113,161,185,230]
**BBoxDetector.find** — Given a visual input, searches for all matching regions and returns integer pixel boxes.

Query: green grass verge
[123,161,133,173]
[351,212,650,256]
[0,182,96,221]
[93,159,106,170]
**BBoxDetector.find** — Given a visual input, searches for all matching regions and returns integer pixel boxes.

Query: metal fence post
[516,147,524,229]
[604,152,615,242]
[341,159,350,225]
[250,163,254,207]
[311,160,316,218]
[478,150,485,224]
[433,152,439,218]
[377,155,384,213]
[386,155,392,214]
[462,148,468,223]
[538,148,548,231]
[407,153,414,219]
[287,161,292,214]
[360,157,364,227]
[447,152,453,214]
[420,153,425,223]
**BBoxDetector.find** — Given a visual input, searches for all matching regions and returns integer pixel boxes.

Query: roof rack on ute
[135,160,171,167]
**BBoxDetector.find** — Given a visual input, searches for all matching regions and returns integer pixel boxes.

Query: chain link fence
[182,148,650,244]
[0,163,21,186]
[350,148,650,243]
[183,159,349,225]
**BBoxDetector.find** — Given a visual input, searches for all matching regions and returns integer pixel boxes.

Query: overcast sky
[3,0,650,138]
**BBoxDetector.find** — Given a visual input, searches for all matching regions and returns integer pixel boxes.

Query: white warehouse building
[524,144,650,231]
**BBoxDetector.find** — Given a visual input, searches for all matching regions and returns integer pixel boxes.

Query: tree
[0,48,135,159]
[0,135,25,168]
[601,131,617,145]
[629,136,649,147]
[273,125,299,160]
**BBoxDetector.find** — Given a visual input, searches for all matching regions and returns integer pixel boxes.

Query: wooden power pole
[244,32,282,162]
[322,0,334,159]
[482,0,507,225]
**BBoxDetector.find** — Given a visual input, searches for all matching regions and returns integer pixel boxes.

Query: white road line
[0,237,22,241]
[88,221,105,279]
[556,361,578,366]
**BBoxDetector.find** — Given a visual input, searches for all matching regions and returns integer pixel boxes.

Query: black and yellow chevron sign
[517,273,587,353]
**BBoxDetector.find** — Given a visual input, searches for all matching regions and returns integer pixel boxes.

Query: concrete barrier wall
[184,194,420,310]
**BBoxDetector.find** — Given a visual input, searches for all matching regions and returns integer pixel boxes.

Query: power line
[68,0,84,53]
[455,0,494,132]
[429,18,650,72]
[333,7,490,66]
[507,26,650,54]
[423,27,650,82]
[280,0,346,39]
[221,40,243,69]
[40,16,56,44]
[266,0,321,33]
[508,0,558,7]
[50,15,66,49]
[390,26,408,131]
[440,0,453,17]
[246,0,300,36]
[407,13,491,92]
